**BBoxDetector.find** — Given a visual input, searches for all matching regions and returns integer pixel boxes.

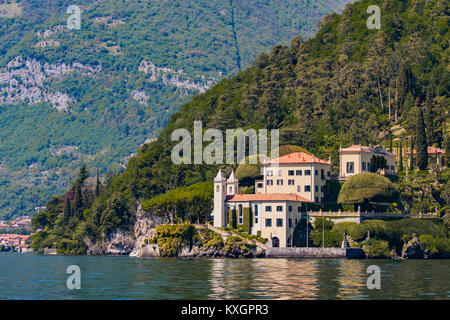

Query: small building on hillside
[339,145,397,180]
[405,146,445,168]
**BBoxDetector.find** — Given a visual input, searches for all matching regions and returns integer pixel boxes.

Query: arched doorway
[272,237,280,248]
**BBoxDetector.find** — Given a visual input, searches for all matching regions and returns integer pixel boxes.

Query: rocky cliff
[86,204,166,255]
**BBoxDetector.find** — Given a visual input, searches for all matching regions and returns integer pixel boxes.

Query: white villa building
[212,152,332,248]
[339,145,397,180]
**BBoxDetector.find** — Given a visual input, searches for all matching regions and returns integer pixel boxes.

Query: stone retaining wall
[266,247,364,259]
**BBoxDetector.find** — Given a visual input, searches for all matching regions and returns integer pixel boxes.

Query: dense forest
[0,0,351,218]
[31,0,449,253]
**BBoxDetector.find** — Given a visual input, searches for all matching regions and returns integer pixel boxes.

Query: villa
[212,152,332,248]
[339,145,397,180]
[405,146,446,168]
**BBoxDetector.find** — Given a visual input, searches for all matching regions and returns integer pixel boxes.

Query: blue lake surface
[0,253,449,299]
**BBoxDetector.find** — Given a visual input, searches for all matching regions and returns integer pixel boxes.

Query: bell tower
[226,170,239,195]
[213,169,227,227]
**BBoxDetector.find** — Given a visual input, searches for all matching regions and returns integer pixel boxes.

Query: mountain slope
[31,0,449,252]
[0,0,351,218]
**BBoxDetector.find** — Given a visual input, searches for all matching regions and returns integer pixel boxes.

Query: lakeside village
[0,215,34,252]
[211,144,447,252]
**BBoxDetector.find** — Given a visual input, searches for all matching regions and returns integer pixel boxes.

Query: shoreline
[10,249,449,260]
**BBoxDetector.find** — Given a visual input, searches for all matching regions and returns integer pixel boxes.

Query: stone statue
[341,231,349,248]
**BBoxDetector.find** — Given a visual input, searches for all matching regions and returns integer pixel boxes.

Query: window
[257,183,263,188]
[296,170,302,175]
[229,186,233,193]
[277,179,283,186]
[238,205,243,224]
[276,206,283,212]
[321,169,324,179]
[305,170,311,176]
[367,163,371,172]
[289,218,292,228]
[295,219,298,225]
[276,218,283,227]
[267,170,273,176]
[254,205,258,217]
[265,219,272,227]
[267,180,273,185]
[315,185,319,192]
[277,170,282,176]
[288,170,294,176]
[288,179,295,185]
[305,185,311,192]
[265,206,272,212]
[315,197,319,202]
[315,170,318,176]
[288,206,292,212]
[346,162,354,174]
[297,185,301,192]
[327,171,331,177]
[321,186,325,192]
[298,206,302,212]
[216,185,219,192]
[255,218,259,224]
[362,162,366,171]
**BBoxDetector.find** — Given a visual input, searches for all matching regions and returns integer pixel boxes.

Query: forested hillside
[0,0,351,218]
[31,0,449,253]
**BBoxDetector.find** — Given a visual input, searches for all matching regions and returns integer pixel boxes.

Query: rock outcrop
[86,230,135,255]
[90,204,167,257]
[402,235,424,259]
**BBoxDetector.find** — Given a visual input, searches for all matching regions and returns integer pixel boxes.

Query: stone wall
[266,247,364,259]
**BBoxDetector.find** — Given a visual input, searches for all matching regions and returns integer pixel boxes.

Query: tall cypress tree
[73,184,83,219]
[416,107,428,170]
[63,197,71,224]
[95,168,101,197]
[76,164,89,186]
[389,131,393,152]
[399,140,403,172]
[410,139,414,170]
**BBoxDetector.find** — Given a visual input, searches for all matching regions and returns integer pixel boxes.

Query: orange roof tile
[265,152,331,165]
[227,193,312,203]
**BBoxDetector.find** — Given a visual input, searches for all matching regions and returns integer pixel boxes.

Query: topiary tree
[337,173,400,211]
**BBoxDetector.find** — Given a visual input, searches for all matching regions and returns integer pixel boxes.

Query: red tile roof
[227,193,312,203]
[265,152,331,165]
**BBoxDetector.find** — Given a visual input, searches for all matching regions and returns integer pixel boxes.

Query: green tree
[410,138,414,170]
[416,106,428,170]
[399,140,403,171]
[95,168,101,197]
[72,184,83,220]
[75,164,89,187]
[63,197,71,224]
[370,155,387,173]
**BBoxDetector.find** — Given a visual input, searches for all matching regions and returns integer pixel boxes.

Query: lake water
[0,252,449,300]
